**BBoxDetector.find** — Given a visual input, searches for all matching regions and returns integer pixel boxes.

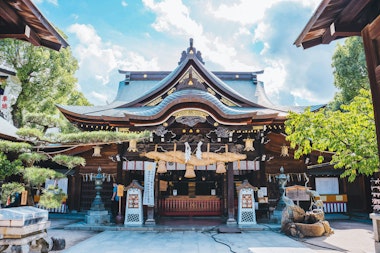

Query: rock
[293,220,334,237]
[51,237,66,251]
[305,209,325,224]
[281,205,305,230]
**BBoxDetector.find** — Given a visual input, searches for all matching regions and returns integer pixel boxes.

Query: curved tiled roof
[59,89,288,119]
[58,39,325,127]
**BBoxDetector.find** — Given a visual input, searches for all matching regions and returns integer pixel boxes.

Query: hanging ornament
[196,141,203,159]
[244,137,255,151]
[216,161,226,174]
[92,146,102,157]
[128,139,138,152]
[184,164,196,178]
[157,160,167,173]
[281,145,289,157]
[184,142,191,163]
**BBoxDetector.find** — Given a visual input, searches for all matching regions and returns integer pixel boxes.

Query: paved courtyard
[1,217,376,253]
[55,218,376,253]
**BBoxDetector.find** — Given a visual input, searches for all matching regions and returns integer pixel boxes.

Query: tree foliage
[52,155,86,170]
[39,185,66,209]
[0,152,23,180]
[329,37,369,110]
[0,38,90,127]
[18,152,48,167]
[56,130,150,144]
[0,140,31,153]
[23,166,64,187]
[0,182,25,204]
[285,89,378,182]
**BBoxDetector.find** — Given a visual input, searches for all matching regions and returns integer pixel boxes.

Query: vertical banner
[143,161,156,206]
[0,95,8,110]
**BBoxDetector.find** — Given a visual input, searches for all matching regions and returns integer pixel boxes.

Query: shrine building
[56,39,357,223]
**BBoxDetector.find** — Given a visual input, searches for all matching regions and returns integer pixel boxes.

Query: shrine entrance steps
[157,216,224,227]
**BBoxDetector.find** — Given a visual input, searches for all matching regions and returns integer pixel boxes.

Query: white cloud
[90,91,108,104]
[60,0,333,106]
[121,1,128,7]
[142,0,203,37]
[211,1,273,25]
[67,23,159,105]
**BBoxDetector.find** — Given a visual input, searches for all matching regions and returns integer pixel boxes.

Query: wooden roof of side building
[294,0,380,49]
[0,0,68,51]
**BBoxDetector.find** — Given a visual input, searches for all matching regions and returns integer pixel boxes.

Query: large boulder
[281,205,305,229]
[305,209,325,224]
[287,220,334,238]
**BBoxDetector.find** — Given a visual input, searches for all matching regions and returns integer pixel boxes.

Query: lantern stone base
[85,210,110,225]
[226,218,237,225]
[370,213,380,242]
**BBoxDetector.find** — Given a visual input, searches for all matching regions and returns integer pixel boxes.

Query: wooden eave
[120,57,265,109]
[0,0,68,51]
[294,0,379,49]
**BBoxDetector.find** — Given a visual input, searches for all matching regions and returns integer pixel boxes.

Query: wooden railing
[159,196,222,216]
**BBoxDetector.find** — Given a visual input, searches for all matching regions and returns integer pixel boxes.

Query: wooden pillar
[116,143,124,183]
[362,15,380,161]
[227,162,237,224]
[73,169,82,211]
[259,132,267,186]
[223,172,227,216]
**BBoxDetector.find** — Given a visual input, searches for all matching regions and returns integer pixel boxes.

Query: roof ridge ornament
[178,38,205,65]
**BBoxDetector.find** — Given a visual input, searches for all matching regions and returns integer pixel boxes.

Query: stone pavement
[62,230,316,253]
[3,214,376,253]
[57,215,376,253]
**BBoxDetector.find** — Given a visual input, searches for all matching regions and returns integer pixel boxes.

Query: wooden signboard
[117,184,124,197]
[285,185,310,204]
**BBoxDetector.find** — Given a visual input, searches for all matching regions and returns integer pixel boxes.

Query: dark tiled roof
[59,89,292,118]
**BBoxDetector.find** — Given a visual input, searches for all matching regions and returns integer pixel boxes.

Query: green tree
[0,38,90,127]
[285,89,378,182]
[0,152,23,180]
[329,37,369,110]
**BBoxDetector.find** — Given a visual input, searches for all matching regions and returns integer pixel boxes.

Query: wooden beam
[301,37,324,49]
[0,0,21,25]
[294,0,331,47]
[338,0,372,24]
[330,22,362,37]
[0,24,41,46]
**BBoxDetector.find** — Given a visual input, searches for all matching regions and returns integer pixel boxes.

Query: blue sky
[34,0,339,106]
